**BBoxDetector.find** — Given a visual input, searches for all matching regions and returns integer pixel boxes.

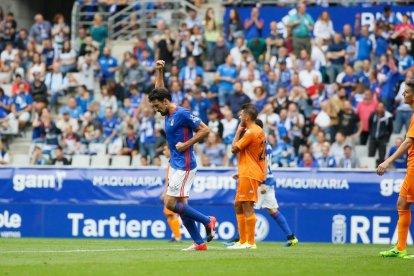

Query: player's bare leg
[380,196,410,258]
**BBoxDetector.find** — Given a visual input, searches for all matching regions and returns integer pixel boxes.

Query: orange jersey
[236,123,266,181]
[407,114,414,169]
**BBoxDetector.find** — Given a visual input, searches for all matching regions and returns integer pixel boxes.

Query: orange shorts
[400,171,414,203]
[235,177,260,202]
[163,206,177,216]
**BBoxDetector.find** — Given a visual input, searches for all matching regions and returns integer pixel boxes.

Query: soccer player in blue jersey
[148,60,217,251]
[228,119,298,248]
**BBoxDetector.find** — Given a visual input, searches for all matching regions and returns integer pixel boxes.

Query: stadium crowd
[0,1,412,169]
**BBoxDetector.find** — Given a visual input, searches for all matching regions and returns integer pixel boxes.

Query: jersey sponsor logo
[92,176,163,187]
[275,177,349,190]
[379,178,403,196]
[190,114,200,123]
[13,171,66,192]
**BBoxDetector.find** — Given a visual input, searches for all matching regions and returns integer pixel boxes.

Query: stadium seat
[11,154,30,166]
[71,155,91,168]
[111,156,131,168]
[89,143,107,155]
[359,157,376,169]
[91,155,110,168]
[354,145,368,157]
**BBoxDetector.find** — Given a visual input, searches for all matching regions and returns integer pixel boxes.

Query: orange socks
[397,209,411,251]
[167,216,181,240]
[236,214,246,244]
[245,214,256,245]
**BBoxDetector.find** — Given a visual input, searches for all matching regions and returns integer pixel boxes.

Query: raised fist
[155,60,165,70]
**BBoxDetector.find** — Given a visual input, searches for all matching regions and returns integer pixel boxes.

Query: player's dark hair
[406,79,414,94]
[241,103,258,121]
[255,119,264,129]
[149,88,172,102]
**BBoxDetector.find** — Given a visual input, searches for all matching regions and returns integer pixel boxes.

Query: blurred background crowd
[0,0,412,169]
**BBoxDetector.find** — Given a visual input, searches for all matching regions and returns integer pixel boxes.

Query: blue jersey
[165,107,201,171]
[265,142,276,187]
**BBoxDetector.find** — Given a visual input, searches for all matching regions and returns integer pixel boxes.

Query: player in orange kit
[161,146,182,243]
[377,79,414,258]
[227,103,266,250]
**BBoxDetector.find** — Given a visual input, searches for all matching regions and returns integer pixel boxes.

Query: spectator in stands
[0,42,17,73]
[326,33,346,83]
[16,28,29,51]
[204,7,220,61]
[388,137,408,169]
[29,14,51,48]
[90,13,108,51]
[253,86,267,113]
[337,100,361,141]
[288,1,314,56]
[394,72,413,134]
[11,74,28,95]
[101,107,119,145]
[200,132,227,167]
[41,38,57,70]
[30,146,48,165]
[79,111,103,145]
[216,54,238,107]
[299,61,322,88]
[392,14,414,45]
[0,140,10,165]
[51,14,70,50]
[185,8,202,30]
[51,146,70,166]
[207,109,223,139]
[396,45,413,79]
[226,82,250,117]
[56,110,79,133]
[60,125,81,155]
[0,87,10,129]
[140,49,155,80]
[380,5,400,27]
[341,64,358,97]
[379,51,400,111]
[32,108,61,146]
[74,26,87,54]
[212,37,229,69]
[58,40,77,75]
[247,37,266,63]
[101,85,118,114]
[317,144,336,168]
[27,52,46,82]
[60,97,83,119]
[179,56,203,91]
[266,21,284,59]
[98,46,119,86]
[330,131,347,165]
[30,72,48,112]
[357,59,372,88]
[1,12,17,45]
[271,135,295,167]
[78,52,96,93]
[230,37,246,68]
[123,55,146,92]
[298,152,319,168]
[139,107,156,164]
[190,88,211,124]
[226,8,244,45]
[311,131,327,159]
[10,83,33,130]
[338,145,360,169]
[313,11,334,41]
[119,123,139,157]
[355,25,373,67]
[244,7,263,40]
[221,106,238,145]
[45,62,65,111]
[156,29,175,70]
[356,89,378,145]
[368,101,393,166]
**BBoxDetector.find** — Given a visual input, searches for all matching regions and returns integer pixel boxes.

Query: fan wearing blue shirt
[379,56,400,112]
[100,107,119,143]
[388,138,407,169]
[341,65,358,97]
[129,86,143,113]
[11,83,33,129]
[179,56,204,91]
[317,145,337,168]
[216,55,238,106]
[139,107,156,164]
[356,26,373,62]
[0,87,11,120]
[60,97,83,119]
[148,60,215,251]
[397,45,414,80]
[98,46,119,85]
[190,89,211,124]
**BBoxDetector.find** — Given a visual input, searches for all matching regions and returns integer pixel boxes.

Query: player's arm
[176,122,210,152]
[231,124,246,154]
[154,60,165,89]
[377,137,414,175]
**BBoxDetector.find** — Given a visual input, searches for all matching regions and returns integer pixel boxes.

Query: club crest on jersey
[170,119,174,126]
[190,114,200,123]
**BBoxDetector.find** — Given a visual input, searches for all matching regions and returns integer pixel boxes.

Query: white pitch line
[0,246,227,254]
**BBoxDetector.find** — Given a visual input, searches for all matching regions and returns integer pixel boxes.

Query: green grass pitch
[1,239,414,275]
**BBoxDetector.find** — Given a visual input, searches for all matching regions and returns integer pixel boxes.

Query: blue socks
[271,211,293,237]
[174,202,211,225]
[181,215,204,245]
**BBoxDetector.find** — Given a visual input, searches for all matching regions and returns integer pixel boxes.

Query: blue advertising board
[225,5,414,37]
[0,168,404,208]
